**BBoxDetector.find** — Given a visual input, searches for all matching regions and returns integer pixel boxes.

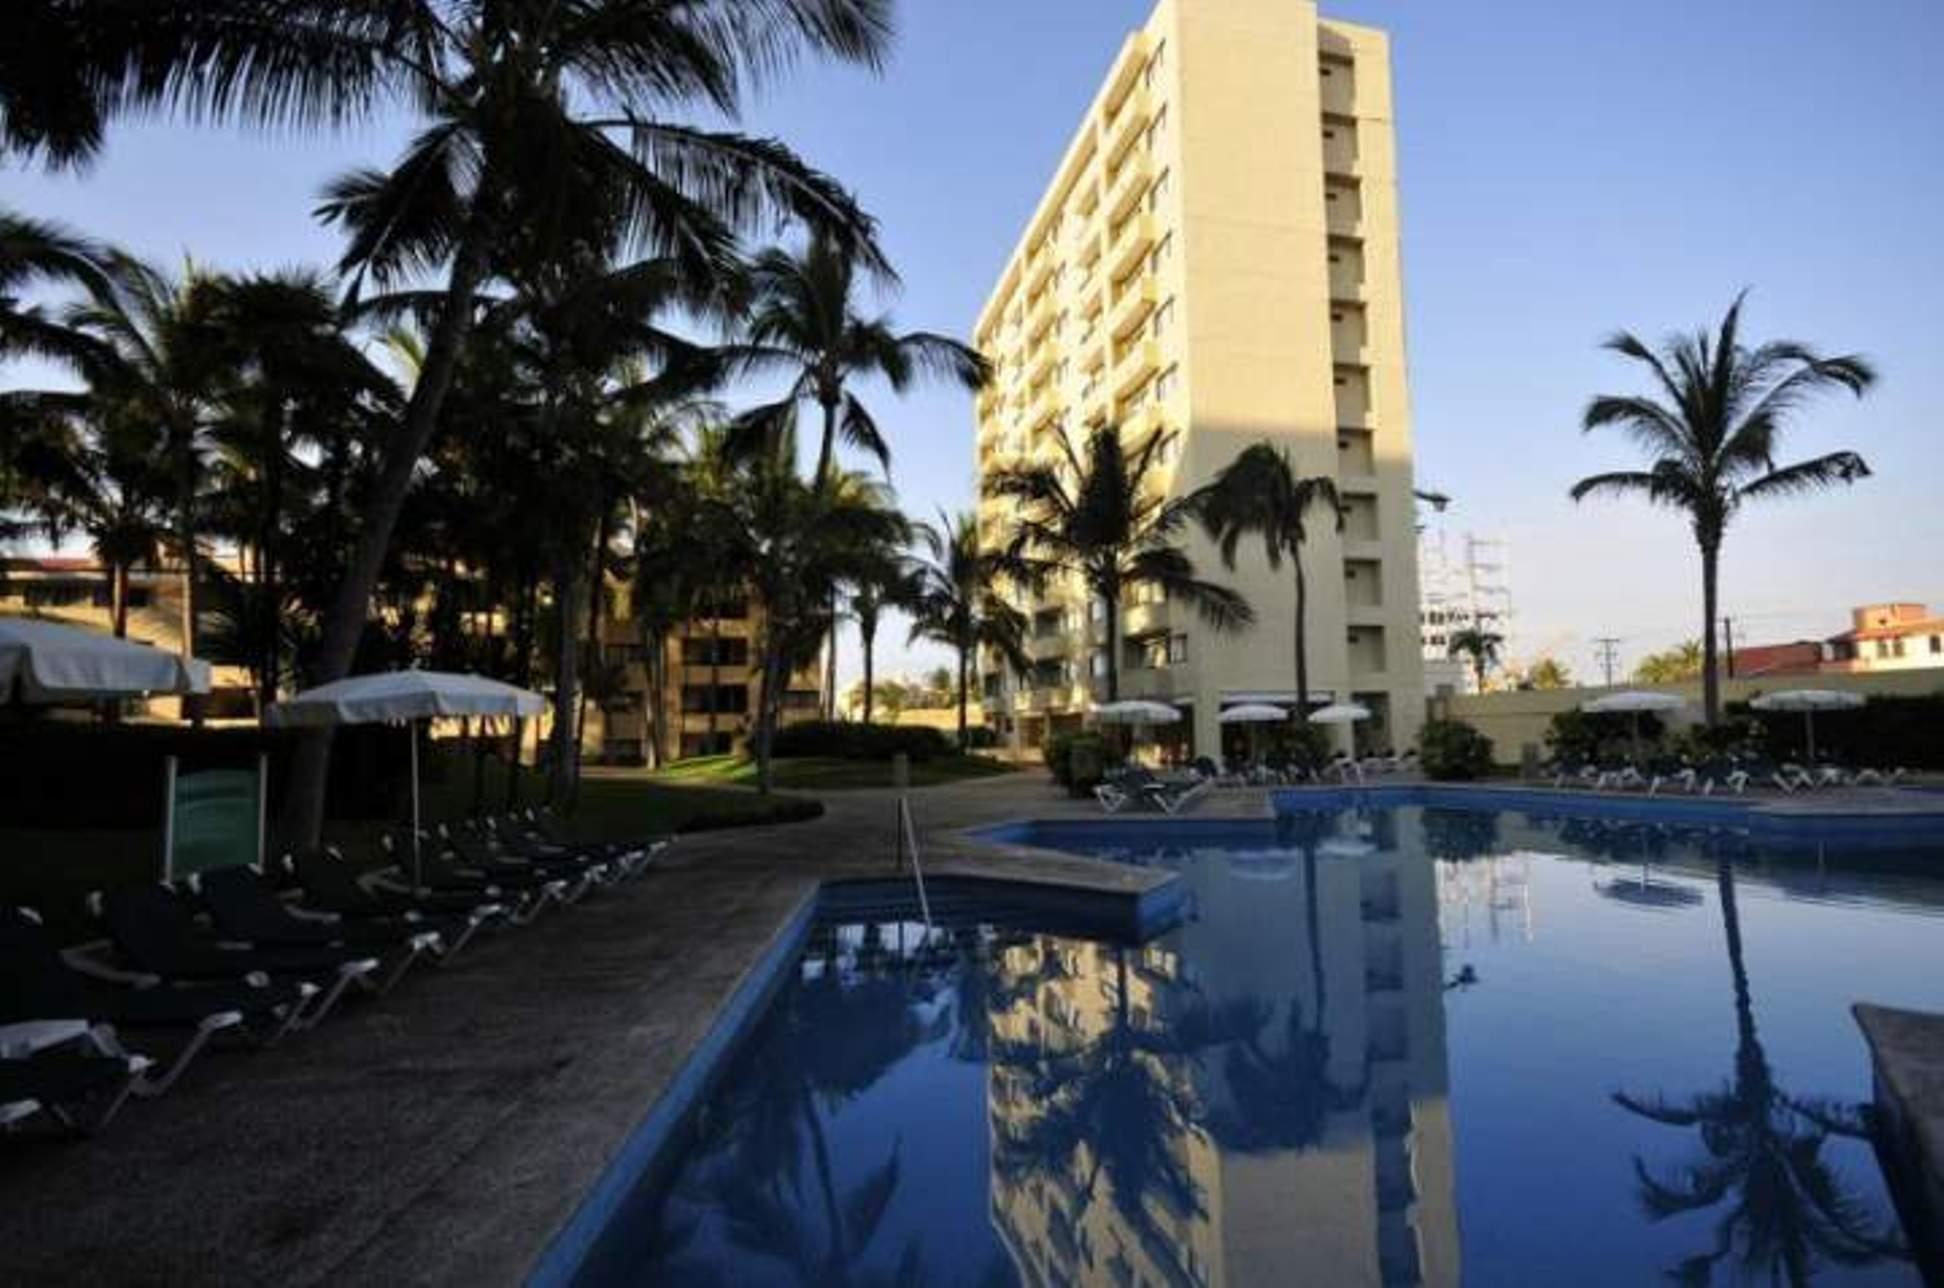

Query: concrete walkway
[0,772,1178,1286]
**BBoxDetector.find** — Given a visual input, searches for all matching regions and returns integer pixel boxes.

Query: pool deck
[0,773,1198,1286]
[2,770,1939,1285]
[1855,1003,1944,1274]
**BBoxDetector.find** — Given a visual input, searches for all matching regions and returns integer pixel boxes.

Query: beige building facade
[974,0,1426,757]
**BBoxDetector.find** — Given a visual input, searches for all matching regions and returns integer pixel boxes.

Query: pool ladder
[893,795,935,932]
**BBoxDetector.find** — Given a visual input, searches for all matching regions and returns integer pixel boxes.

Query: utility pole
[1593,637,1622,687]
[1722,616,1736,678]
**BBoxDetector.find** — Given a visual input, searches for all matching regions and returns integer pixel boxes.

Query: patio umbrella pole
[409,722,422,889]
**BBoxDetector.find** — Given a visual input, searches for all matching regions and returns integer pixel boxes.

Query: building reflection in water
[984,809,1460,1287]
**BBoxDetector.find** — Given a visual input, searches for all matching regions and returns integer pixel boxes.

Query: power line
[1593,637,1622,687]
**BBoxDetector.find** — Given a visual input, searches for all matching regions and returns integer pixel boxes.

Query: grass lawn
[648,752,1016,791]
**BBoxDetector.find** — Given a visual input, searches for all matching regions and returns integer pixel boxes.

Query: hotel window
[1155,364,1179,402]
[1168,634,1189,664]
[1932,635,1942,654]
[1151,298,1176,339]
[1876,640,1891,659]
[1894,638,1907,658]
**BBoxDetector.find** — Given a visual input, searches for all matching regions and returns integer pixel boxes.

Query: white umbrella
[1750,689,1865,763]
[0,616,211,702]
[1581,690,1685,764]
[1218,703,1289,724]
[265,670,545,883]
[1307,702,1370,725]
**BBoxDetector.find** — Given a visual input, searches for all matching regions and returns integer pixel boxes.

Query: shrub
[1730,693,1944,769]
[961,725,1001,750]
[1419,719,1495,780]
[1543,709,1665,764]
[1045,731,1119,797]
[769,721,953,762]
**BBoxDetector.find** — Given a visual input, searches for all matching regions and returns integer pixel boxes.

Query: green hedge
[1419,719,1495,781]
[1731,693,1944,769]
[769,720,954,762]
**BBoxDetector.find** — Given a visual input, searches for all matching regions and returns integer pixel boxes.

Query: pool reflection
[585,804,1930,1286]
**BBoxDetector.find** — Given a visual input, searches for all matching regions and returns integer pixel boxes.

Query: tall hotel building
[974,0,1425,756]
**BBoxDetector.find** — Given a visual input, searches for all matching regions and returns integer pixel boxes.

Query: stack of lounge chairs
[1545,750,1910,798]
[0,807,668,1139]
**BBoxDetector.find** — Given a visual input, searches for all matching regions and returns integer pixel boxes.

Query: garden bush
[1543,709,1665,764]
[769,720,954,762]
[1418,719,1495,781]
[1045,731,1120,797]
[1730,693,1944,769]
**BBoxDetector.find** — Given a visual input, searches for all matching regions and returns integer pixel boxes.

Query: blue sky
[7,0,1941,688]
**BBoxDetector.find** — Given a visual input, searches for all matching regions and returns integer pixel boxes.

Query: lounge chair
[1852,766,1906,786]
[1094,767,1207,814]
[277,848,502,961]
[0,1045,154,1135]
[2,907,312,1086]
[90,886,378,1029]
[436,823,607,902]
[190,866,442,995]
[515,806,667,877]
[375,834,566,924]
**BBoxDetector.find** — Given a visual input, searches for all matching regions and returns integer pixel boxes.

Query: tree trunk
[956,641,970,751]
[281,205,498,846]
[823,588,838,720]
[549,550,583,806]
[813,391,839,495]
[641,621,664,769]
[575,509,608,764]
[110,562,128,638]
[860,619,876,724]
[257,400,286,713]
[1700,539,1722,726]
[753,636,785,795]
[1293,557,1310,724]
[1103,592,1121,703]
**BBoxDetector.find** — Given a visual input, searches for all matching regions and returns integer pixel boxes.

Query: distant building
[1418,529,1511,694]
[1728,601,1944,679]
[1824,602,1944,674]
[0,556,252,714]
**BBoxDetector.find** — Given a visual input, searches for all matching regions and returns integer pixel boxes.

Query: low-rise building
[1825,602,1944,674]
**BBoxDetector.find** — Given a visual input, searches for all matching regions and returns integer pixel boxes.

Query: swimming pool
[573,802,1944,1285]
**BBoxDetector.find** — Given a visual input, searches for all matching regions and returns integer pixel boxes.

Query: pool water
[579,805,1944,1285]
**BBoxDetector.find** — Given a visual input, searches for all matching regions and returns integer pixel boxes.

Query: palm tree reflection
[1614,848,1907,1282]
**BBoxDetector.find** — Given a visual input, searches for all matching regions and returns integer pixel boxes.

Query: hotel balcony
[1107,213,1157,282]
[1026,344,1057,388]
[1102,86,1151,169]
[1115,663,1196,702]
[1104,150,1152,225]
[1113,340,1160,398]
[1122,598,1171,637]
[1107,276,1158,341]
[1027,290,1057,343]
[1028,632,1071,661]
[1025,249,1057,299]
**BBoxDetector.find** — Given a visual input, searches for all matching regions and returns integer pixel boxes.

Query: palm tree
[727,233,990,493]
[62,253,230,669]
[848,545,918,726]
[987,424,1254,704]
[1446,625,1504,693]
[905,511,1030,751]
[1569,295,1875,725]
[69,0,900,839]
[1634,639,1704,685]
[1614,848,1906,1280]
[0,208,109,365]
[1194,442,1343,724]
